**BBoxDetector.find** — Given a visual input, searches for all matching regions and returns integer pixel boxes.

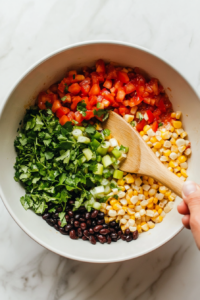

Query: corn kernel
[117,178,125,186]
[130,215,135,220]
[155,205,160,211]
[150,137,157,143]
[178,155,187,163]
[119,186,125,191]
[110,200,118,206]
[104,216,109,223]
[147,221,155,229]
[113,203,121,210]
[128,189,133,197]
[172,120,182,129]
[144,125,151,133]
[159,186,167,194]
[177,172,182,177]
[143,175,148,180]
[141,224,149,231]
[153,197,158,204]
[164,150,171,157]
[108,146,114,152]
[168,195,175,201]
[144,191,149,197]
[128,205,135,209]
[169,161,176,168]
[170,126,175,132]
[140,131,145,136]
[147,203,154,209]
[105,134,112,140]
[158,208,163,215]
[171,112,176,118]
[139,187,143,194]
[125,174,135,184]
[161,131,171,139]
[137,225,142,233]
[122,206,128,212]
[141,221,146,226]
[156,216,163,223]
[180,132,187,139]
[165,191,171,197]
[154,142,162,149]
[181,168,188,178]
[133,191,138,196]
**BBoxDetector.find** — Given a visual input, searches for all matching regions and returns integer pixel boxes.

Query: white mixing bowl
[0,41,199,263]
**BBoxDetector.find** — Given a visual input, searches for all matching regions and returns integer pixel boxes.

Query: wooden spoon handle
[144,157,184,198]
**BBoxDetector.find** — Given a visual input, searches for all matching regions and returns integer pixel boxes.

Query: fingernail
[182,181,197,197]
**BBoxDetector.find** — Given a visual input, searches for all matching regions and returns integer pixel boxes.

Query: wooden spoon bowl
[103,111,183,198]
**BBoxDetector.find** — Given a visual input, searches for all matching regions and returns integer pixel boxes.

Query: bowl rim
[0,40,197,263]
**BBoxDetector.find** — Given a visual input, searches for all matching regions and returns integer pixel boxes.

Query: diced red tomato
[153,108,162,120]
[68,83,81,95]
[84,110,94,120]
[117,71,129,83]
[124,82,136,94]
[129,96,143,106]
[106,65,117,79]
[157,98,166,112]
[61,94,71,104]
[96,59,106,73]
[146,110,154,124]
[71,96,82,110]
[67,111,75,121]
[58,78,71,93]
[89,83,100,95]
[103,79,112,89]
[136,119,146,132]
[56,107,70,118]
[52,100,62,113]
[119,106,126,116]
[74,111,84,124]
[102,99,110,108]
[59,115,70,126]
[152,121,158,132]
[116,88,126,102]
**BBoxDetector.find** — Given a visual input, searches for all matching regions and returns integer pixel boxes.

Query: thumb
[182,181,200,249]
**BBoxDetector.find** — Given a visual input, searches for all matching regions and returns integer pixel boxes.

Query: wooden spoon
[103,111,183,198]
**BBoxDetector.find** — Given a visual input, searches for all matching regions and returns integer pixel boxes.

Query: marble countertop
[1,0,200,299]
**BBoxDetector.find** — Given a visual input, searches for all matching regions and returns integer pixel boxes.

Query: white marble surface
[1,0,200,299]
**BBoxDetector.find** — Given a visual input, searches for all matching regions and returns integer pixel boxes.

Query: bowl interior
[0,42,200,262]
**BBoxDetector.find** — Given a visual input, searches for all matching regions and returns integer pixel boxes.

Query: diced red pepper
[84,110,94,120]
[96,59,106,73]
[71,96,82,110]
[59,115,70,126]
[158,98,166,112]
[152,121,158,132]
[117,71,129,83]
[68,83,81,95]
[103,79,112,89]
[146,110,154,124]
[74,111,84,124]
[52,100,62,113]
[67,111,75,121]
[124,82,136,94]
[136,119,146,132]
[89,83,100,95]
[116,88,126,102]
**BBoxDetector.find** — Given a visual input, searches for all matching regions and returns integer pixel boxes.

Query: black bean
[115,225,120,231]
[117,235,121,240]
[91,220,97,227]
[85,212,91,219]
[70,218,75,225]
[68,200,75,205]
[107,235,112,244]
[65,205,70,212]
[68,210,74,217]
[112,238,117,242]
[97,235,106,244]
[52,212,59,219]
[132,230,139,240]
[125,229,130,235]
[56,207,63,213]
[77,228,83,237]
[89,235,96,245]
[118,230,122,236]
[59,228,69,235]
[54,224,59,231]
[109,228,116,233]
[109,221,116,227]
[83,229,89,238]
[82,236,87,241]
[65,224,73,231]
[86,219,92,227]
[102,224,108,229]
[80,223,87,230]
[111,233,118,239]
[74,221,80,227]
[97,212,104,219]
[78,206,86,213]
[79,217,86,222]
[74,214,80,220]
[91,210,98,218]
[65,215,70,221]
[99,229,110,235]
[97,219,104,225]
[121,234,126,241]
[70,230,77,239]
[89,228,94,234]
[94,225,103,232]
[126,234,133,242]
[42,213,50,220]
[46,219,54,227]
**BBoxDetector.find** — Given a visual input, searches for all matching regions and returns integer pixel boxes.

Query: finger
[182,215,191,229]
[177,201,190,215]
[182,181,200,249]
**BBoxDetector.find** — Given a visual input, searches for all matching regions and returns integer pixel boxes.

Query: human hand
[177,181,200,250]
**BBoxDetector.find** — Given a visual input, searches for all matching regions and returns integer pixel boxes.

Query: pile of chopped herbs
[14,107,127,218]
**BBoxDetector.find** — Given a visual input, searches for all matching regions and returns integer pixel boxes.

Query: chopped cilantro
[77,100,87,117]
[64,84,68,93]
[113,194,119,200]
[61,96,67,102]
[138,112,143,121]
[97,102,101,108]
[158,122,163,127]
[85,124,96,134]
[46,102,52,108]
[73,74,75,80]
[130,121,135,127]
[93,109,109,121]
